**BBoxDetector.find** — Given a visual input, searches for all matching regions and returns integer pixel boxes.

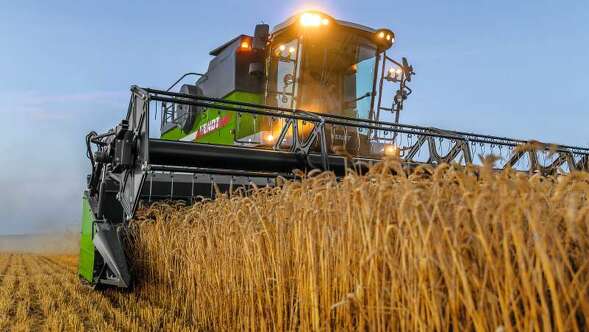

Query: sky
[0,0,588,235]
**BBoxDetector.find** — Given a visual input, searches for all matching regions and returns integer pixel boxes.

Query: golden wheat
[0,253,198,331]
[127,160,589,331]
[1,160,589,331]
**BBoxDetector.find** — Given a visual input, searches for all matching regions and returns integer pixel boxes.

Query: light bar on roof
[300,12,330,27]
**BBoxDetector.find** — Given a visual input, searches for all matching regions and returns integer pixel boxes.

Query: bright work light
[384,144,400,157]
[300,12,329,27]
[261,131,276,145]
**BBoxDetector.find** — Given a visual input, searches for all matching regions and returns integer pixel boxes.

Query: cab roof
[209,11,391,56]
[209,34,248,56]
[272,11,378,35]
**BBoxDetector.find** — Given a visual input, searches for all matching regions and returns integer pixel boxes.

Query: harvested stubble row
[128,160,589,331]
[0,253,201,331]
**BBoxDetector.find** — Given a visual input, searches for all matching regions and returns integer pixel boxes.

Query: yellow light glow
[240,41,250,49]
[321,18,329,25]
[279,45,286,51]
[395,68,403,75]
[262,132,275,145]
[378,31,386,39]
[288,46,296,53]
[386,34,391,41]
[300,12,323,27]
[384,144,400,157]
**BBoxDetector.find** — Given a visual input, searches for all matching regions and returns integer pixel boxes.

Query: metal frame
[90,86,589,222]
[143,87,589,167]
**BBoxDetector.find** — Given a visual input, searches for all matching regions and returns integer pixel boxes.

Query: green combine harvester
[79,11,589,288]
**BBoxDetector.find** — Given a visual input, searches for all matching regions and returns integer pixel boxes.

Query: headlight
[375,29,395,48]
[384,144,400,157]
[386,67,403,82]
[261,131,276,145]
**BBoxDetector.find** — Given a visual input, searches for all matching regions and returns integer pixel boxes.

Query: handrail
[137,86,589,155]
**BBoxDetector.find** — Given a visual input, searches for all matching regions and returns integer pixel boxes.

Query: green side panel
[161,91,265,144]
[78,194,95,283]
[159,126,185,141]
[229,91,265,140]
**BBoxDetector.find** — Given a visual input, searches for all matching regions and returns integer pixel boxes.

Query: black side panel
[120,92,149,220]
[93,223,131,288]
[149,139,305,173]
[235,48,265,94]
[98,179,125,223]
[140,172,275,201]
[197,35,264,98]
[148,139,371,176]
[197,40,238,98]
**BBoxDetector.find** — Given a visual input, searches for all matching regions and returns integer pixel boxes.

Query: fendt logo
[194,115,231,139]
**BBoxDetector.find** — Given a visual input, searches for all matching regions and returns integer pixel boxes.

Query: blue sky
[1,0,588,234]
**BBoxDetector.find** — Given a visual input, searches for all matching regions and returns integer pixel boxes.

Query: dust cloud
[0,232,79,254]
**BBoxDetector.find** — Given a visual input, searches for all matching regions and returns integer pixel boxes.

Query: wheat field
[0,254,108,330]
[128,160,589,331]
[0,253,202,331]
[2,160,589,331]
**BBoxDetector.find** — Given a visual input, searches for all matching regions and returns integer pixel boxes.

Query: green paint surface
[161,91,266,143]
[78,194,95,283]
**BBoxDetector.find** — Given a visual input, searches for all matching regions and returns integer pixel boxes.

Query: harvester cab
[160,11,413,155]
[79,11,589,289]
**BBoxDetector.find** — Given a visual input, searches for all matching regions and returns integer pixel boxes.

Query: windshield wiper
[344,92,372,109]
[351,92,372,103]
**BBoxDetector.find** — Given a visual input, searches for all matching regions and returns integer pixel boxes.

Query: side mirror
[253,24,269,50]
[249,24,269,79]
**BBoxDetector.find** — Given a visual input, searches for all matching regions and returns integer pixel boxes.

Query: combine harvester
[79,11,589,288]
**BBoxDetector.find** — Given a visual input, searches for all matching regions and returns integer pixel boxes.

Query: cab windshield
[268,33,378,121]
[300,35,377,119]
